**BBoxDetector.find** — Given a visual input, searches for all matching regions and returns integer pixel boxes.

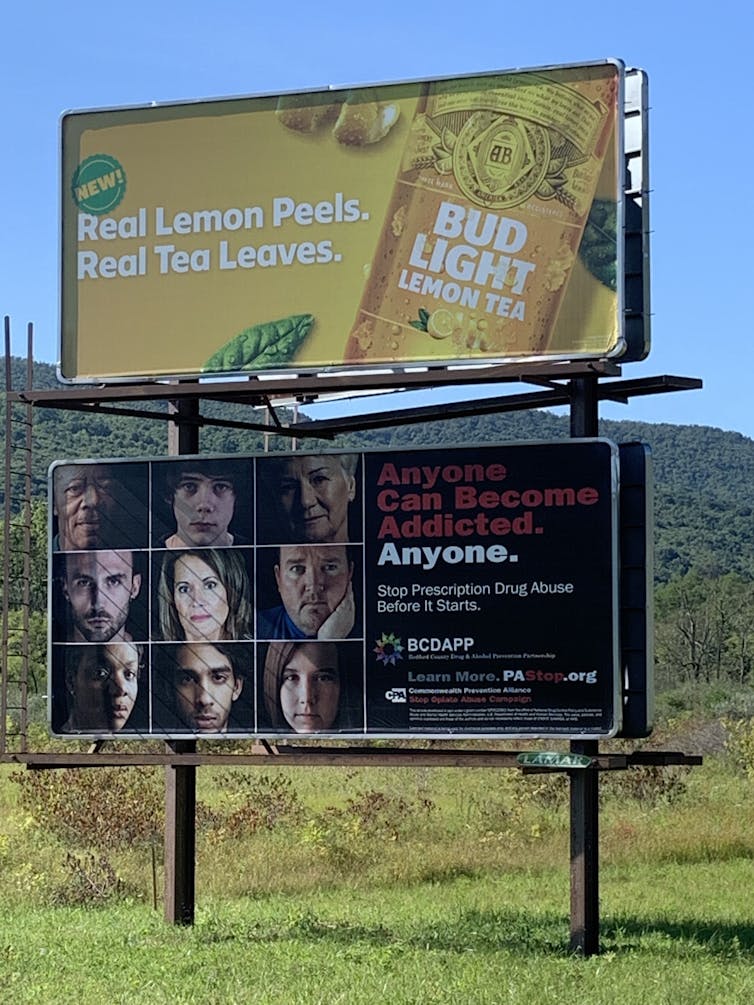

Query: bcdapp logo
[373,632,404,666]
[408,637,474,653]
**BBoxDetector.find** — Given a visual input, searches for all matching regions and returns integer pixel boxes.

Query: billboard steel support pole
[569,375,600,956]
[164,395,199,925]
[164,738,196,924]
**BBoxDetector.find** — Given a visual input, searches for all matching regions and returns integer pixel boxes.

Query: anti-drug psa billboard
[48,440,620,739]
[61,61,626,382]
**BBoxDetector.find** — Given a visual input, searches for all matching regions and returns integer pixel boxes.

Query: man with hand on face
[258,544,357,640]
[60,550,142,643]
[172,642,244,733]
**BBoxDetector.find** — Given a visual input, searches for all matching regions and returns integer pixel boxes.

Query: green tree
[655,570,754,687]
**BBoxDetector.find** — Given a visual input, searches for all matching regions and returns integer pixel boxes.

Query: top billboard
[61,60,632,383]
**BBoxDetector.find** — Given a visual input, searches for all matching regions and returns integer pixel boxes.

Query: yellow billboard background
[61,63,623,381]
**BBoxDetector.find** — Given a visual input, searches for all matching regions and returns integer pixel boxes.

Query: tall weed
[723,716,754,779]
[300,788,434,868]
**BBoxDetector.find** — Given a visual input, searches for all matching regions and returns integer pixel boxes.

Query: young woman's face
[279,642,340,732]
[173,554,230,641]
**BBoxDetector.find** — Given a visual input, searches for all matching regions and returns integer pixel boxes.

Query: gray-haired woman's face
[278,457,355,542]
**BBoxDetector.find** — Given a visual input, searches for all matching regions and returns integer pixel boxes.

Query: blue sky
[2,1,752,437]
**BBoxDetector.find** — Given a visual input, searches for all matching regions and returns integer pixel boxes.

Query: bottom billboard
[49,439,622,739]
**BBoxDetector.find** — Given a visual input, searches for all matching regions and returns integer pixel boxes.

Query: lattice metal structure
[2,318,35,754]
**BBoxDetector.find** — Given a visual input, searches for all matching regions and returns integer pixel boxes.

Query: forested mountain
[3,357,753,583]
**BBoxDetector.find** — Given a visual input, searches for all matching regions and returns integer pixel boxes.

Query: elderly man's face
[277,456,355,543]
[274,545,352,636]
[63,550,141,642]
[54,464,119,550]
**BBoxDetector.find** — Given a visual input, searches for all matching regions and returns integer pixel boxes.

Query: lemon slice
[427,308,456,339]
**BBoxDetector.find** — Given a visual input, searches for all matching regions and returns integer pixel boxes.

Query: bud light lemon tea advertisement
[49,440,620,740]
[61,61,625,382]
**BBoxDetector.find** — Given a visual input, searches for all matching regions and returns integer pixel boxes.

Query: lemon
[427,308,456,339]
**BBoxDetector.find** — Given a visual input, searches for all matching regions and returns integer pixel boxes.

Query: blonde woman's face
[173,555,229,641]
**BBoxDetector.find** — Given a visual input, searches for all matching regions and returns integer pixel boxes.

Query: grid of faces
[49,453,365,738]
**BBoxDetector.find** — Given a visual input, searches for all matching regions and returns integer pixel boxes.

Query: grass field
[1,861,753,1004]
[0,718,753,1003]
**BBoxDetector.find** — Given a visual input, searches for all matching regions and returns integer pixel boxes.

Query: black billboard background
[363,442,619,735]
[49,441,620,739]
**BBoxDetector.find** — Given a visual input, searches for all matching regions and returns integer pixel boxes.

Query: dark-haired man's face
[175,643,242,732]
[63,550,141,642]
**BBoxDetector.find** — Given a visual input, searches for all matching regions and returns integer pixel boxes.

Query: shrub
[12,766,164,849]
[601,765,689,808]
[51,851,130,907]
[301,788,434,867]
[212,771,304,838]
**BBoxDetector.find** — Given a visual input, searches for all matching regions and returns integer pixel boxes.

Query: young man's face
[63,550,141,642]
[277,456,355,543]
[174,643,242,732]
[274,545,352,636]
[171,471,236,547]
[54,464,119,550]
